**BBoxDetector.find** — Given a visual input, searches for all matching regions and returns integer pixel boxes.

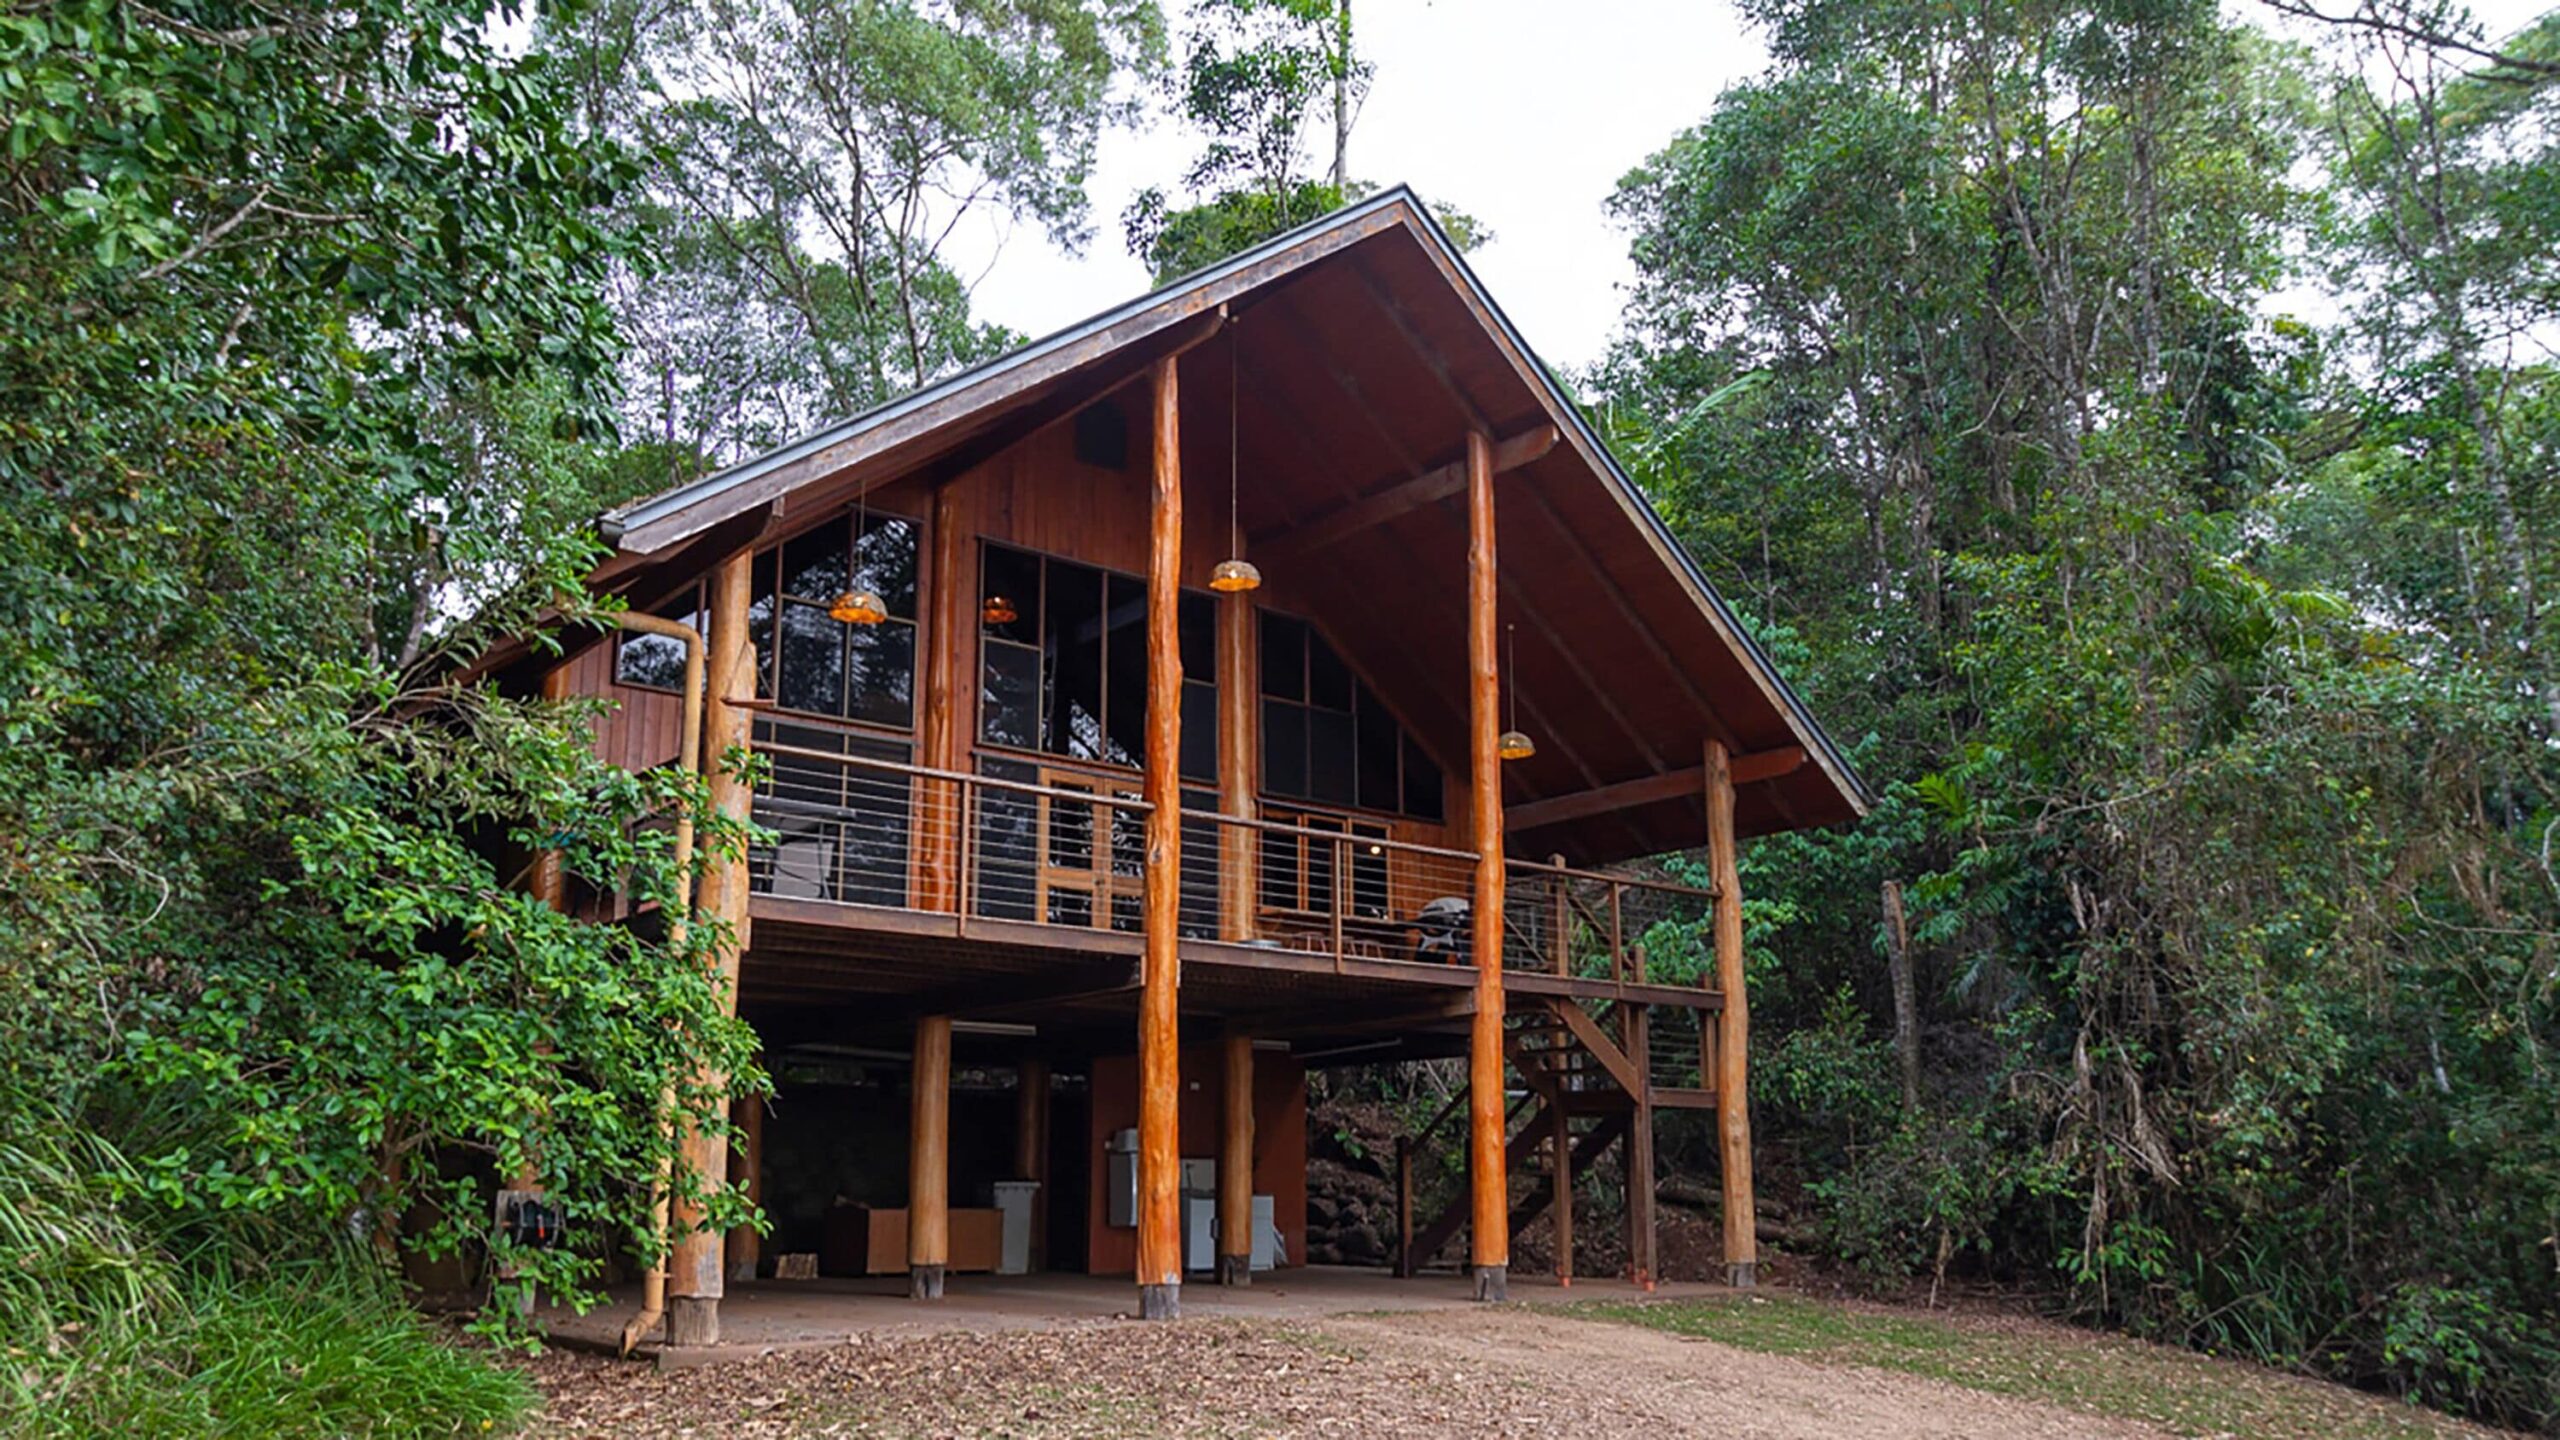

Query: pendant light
[1209,326,1262,594]
[830,486,888,626]
[980,592,1019,626]
[1498,621,1537,761]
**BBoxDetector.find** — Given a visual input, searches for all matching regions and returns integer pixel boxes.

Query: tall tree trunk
[1331,1,1352,190]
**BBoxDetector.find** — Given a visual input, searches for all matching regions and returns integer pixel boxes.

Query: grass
[7,1257,535,1440]
[1564,1293,2498,1440]
[2,1105,530,1440]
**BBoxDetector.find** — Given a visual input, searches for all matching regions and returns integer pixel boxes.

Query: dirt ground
[528,1305,2170,1438]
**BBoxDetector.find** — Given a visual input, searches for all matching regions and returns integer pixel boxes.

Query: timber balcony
[734,735,1726,1087]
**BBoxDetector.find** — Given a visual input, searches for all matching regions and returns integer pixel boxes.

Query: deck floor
[541,1266,1721,1363]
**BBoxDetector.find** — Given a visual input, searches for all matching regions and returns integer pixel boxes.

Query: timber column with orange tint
[1704,738,1757,1287]
[1136,353,1186,1320]
[1216,575,1258,940]
[668,550,756,1348]
[917,482,969,913]
[909,1014,952,1298]
[1015,1057,1050,1272]
[1218,1034,1255,1285]
[1464,427,1510,1303]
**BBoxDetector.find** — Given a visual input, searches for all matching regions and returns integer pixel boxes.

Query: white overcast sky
[950,0,1764,374]
[946,0,2557,374]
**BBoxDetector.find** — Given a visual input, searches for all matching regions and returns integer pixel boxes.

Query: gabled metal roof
[600,185,1871,828]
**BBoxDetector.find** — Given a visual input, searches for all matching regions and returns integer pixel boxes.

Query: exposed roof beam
[1510,479,1738,751]
[1511,576,1669,775]
[1349,254,1498,434]
[1504,747,1807,834]
[1251,425,1557,567]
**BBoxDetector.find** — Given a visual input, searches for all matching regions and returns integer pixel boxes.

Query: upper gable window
[1259,612,1442,822]
[979,542,1215,781]
[754,512,920,731]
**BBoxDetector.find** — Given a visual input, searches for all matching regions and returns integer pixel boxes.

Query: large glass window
[758,513,919,730]
[1259,612,1443,821]
[979,543,1216,782]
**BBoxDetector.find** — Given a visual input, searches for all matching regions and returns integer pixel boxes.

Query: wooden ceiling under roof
[593,188,1867,860]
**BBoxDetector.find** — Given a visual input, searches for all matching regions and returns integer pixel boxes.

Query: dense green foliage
[1598,0,2560,1426]
[7,0,2555,1433]
[0,0,759,1424]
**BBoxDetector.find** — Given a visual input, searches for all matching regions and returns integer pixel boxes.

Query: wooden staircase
[1398,993,1707,1283]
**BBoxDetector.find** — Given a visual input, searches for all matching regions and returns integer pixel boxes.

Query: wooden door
[1035,768,1144,932]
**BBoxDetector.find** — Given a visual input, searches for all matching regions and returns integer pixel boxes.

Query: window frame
[1255,610,1444,823]
[755,509,925,738]
[975,539,1219,783]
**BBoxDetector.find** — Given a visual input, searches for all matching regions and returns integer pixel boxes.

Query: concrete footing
[1727,1260,1757,1289]
[1217,1254,1252,1287]
[1472,1264,1508,1302]
[910,1265,946,1301]
[1138,1282,1181,1320]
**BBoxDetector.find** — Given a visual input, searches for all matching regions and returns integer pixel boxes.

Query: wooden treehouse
[479,189,1867,1346]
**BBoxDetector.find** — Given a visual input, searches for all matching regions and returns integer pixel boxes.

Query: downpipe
[603,611,705,1358]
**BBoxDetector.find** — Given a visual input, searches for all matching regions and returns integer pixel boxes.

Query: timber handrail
[1175,805,1481,863]
[1504,853,1718,900]
[754,739,1159,813]
[1498,858,1719,979]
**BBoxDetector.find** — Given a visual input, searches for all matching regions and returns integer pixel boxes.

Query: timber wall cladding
[1085,1049,1308,1278]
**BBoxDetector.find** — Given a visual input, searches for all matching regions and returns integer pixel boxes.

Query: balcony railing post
[1549,856,1568,978]
[1329,834,1347,972]
[1608,883,1625,983]
[955,774,973,939]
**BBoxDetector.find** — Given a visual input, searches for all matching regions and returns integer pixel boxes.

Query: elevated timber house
[481,189,1867,1346]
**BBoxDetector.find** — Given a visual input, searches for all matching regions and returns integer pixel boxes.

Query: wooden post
[1464,427,1510,1303]
[909,1014,952,1299]
[1218,1035,1255,1285]
[1624,1004,1657,1290]
[1015,1057,1050,1273]
[1217,505,1258,941]
[918,483,970,913]
[1394,1136,1415,1278]
[1704,739,1757,1287]
[1136,354,1185,1320]
[1549,1097,1574,1286]
[667,550,755,1348]
[724,1086,763,1283]
[1549,854,1569,978]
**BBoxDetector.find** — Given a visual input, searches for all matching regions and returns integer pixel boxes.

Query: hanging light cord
[1507,622,1519,731]
[1229,325,1241,557]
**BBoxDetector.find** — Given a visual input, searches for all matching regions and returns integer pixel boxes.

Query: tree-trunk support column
[1704,738,1757,1287]
[918,483,969,913]
[1464,427,1510,1304]
[1137,354,1186,1320]
[1218,1035,1255,1285]
[1624,1004,1658,1290]
[668,549,755,1348]
[909,1014,952,1299]
[1549,1092,1574,1286]
[1217,570,1258,941]
[1015,1057,1050,1273]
